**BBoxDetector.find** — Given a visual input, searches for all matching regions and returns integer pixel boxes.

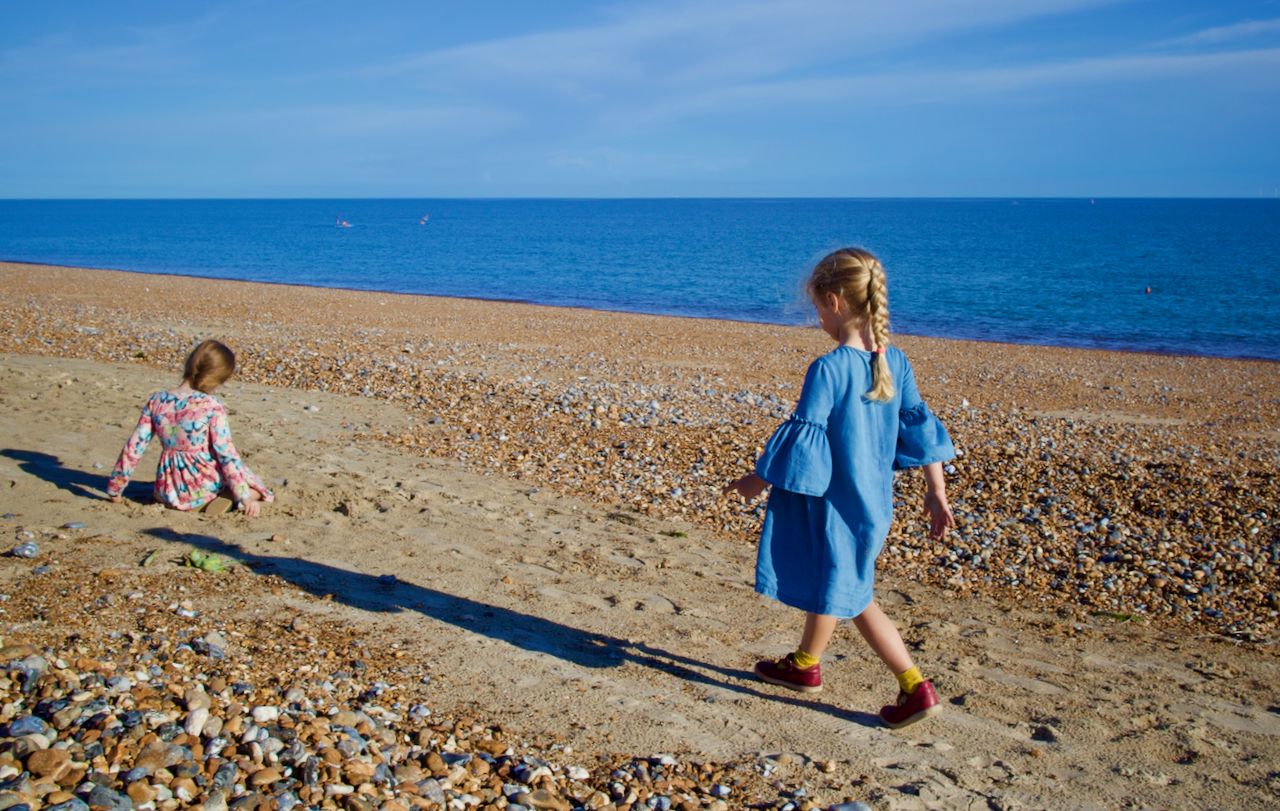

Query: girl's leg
[858,600,940,727]
[799,612,839,659]
[755,611,834,692]
[851,600,914,675]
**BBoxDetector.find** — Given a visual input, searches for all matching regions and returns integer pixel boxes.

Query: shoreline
[3,259,1276,363]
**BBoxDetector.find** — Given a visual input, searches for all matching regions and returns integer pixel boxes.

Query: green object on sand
[140,549,159,567]
[183,550,230,573]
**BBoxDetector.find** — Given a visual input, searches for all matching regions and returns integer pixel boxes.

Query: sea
[1,198,1278,361]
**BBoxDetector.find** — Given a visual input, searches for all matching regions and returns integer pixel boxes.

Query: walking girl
[724,247,956,728]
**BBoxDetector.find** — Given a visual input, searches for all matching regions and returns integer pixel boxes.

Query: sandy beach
[1,261,1278,810]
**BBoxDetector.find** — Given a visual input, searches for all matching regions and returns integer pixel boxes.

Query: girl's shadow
[0,449,149,503]
[143,527,882,729]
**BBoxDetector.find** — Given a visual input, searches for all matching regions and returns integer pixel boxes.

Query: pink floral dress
[107,390,273,510]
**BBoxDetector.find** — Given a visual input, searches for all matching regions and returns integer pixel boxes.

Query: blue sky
[2,0,1278,198]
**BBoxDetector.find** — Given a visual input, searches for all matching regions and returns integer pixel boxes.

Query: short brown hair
[183,339,236,393]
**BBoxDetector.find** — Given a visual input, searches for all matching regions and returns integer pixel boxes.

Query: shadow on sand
[143,526,883,729]
[0,448,150,503]
[0,446,880,728]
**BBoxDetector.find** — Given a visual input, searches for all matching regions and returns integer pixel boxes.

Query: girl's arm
[922,461,954,539]
[208,405,256,510]
[723,473,767,500]
[107,399,156,500]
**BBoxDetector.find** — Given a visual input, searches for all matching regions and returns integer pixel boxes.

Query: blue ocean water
[1,198,1277,360]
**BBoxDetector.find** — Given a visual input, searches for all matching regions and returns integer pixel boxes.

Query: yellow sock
[896,665,924,694]
[792,648,820,669]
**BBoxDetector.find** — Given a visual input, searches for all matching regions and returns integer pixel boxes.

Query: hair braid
[807,247,896,402]
[865,260,895,402]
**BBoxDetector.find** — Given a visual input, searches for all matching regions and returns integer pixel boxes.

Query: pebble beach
[1,261,1279,810]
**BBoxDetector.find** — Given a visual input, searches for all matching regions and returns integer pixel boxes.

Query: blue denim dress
[754,346,955,618]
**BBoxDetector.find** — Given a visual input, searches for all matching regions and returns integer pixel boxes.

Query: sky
[1,0,1278,198]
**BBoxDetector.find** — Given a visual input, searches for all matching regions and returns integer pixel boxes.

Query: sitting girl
[107,339,273,517]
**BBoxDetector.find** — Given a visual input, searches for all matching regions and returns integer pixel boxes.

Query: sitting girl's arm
[107,398,156,501]
[208,405,256,511]
[922,461,954,539]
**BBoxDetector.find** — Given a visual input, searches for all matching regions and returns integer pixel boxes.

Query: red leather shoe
[753,653,822,693]
[880,680,941,728]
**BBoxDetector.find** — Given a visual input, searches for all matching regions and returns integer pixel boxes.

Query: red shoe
[879,680,941,729]
[753,653,822,693]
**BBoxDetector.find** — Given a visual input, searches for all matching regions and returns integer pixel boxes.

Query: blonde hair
[807,247,895,402]
[183,339,236,393]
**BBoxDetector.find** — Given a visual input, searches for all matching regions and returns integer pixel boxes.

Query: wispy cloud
[635,45,1280,123]
[1158,17,1280,48]
[366,0,1121,97]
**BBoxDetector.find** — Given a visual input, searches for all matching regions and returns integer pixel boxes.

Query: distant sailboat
[336,216,352,228]
[419,213,430,225]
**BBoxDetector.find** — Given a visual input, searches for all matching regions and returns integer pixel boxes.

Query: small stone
[9,543,38,559]
[26,749,71,780]
[526,789,570,811]
[170,779,197,803]
[125,785,155,807]
[185,707,209,738]
[248,767,282,788]
[200,791,227,811]
[424,752,446,776]
[7,716,48,736]
[184,688,212,711]
[251,706,279,724]
[84,784,132,811]
[417,780,446,805]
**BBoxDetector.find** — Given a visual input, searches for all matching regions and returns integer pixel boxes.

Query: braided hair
[807,248,895,402]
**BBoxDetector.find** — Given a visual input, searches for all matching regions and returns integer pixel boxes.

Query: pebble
[0,623,860,811]
[9,543,38,559]
[251,705,279,724]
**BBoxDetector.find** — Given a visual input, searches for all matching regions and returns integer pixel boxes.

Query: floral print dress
[107,390,273,510]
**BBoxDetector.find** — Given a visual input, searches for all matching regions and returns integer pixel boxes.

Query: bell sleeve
[894,358,956,470]
[754,358,835,496]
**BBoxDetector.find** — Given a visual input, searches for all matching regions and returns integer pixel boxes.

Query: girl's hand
[722,473,767,501]
[924,490,954,540]
[238,500,261,518]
